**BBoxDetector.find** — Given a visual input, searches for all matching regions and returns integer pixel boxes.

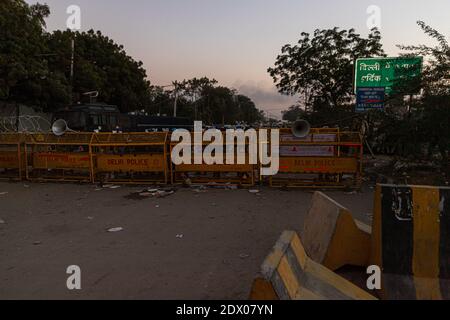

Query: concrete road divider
[371,184,450,300]
[249,230,377,300]
[301,191,371,271]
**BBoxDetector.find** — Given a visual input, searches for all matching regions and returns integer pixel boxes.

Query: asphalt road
[0,182,374,299]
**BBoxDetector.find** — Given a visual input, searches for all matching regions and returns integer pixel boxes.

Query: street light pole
[159,84,179,117]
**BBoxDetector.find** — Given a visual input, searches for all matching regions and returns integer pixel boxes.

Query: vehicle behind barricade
[25,133,93,182]
[0,133,27,181]
[170,132,255,186]
[91,132,168,184]
[265,128,363,188]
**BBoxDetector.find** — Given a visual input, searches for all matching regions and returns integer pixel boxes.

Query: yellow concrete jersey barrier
[371,184,450,300]
[0,133,27,181]
[249,231,377,300]
[301,192,371,271]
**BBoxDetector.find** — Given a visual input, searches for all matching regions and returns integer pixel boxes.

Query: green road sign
[354,57,423,95]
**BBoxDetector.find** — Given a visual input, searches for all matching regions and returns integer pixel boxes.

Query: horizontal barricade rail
[266,128,363,188]
[3,128,364,189]
[91,132,168,184]
[25,133,94,182]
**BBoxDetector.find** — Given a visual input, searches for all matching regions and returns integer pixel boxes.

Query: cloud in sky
[234,80,298,119]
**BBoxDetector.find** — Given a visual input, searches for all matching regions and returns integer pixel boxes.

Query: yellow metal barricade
[91,132,168,184]
[265,128,363,188]
[25,133,93,182]
[0,133,26,181]
[170,132,255,186]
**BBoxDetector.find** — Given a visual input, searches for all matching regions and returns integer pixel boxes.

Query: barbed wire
[0,116,52,133]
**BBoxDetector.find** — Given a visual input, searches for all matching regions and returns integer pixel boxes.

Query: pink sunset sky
[26,0,450,118]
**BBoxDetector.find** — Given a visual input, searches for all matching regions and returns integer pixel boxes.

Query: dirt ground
[0,181,374,300]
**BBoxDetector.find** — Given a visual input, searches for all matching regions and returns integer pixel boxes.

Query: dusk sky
[26,0,449,118]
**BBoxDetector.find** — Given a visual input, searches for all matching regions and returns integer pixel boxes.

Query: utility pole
[173,87,178,118]
[70,38,75,105]
[193,92,198,120]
